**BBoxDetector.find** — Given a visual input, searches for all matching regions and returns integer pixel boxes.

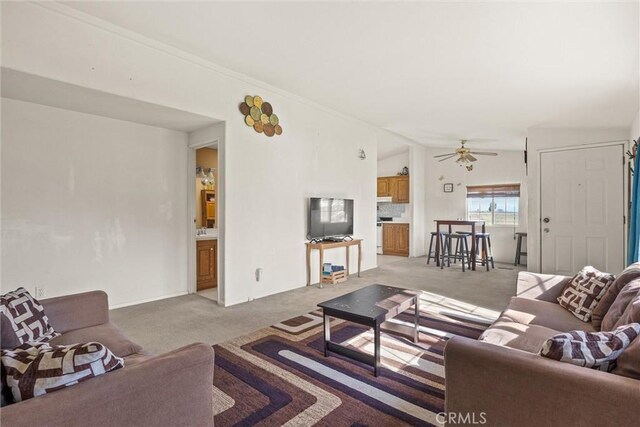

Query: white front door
[541,144,624,275]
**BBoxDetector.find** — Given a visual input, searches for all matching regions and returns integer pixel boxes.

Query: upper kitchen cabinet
[395,176,409,203]
[377,176,410,203]
[377,178,391,197]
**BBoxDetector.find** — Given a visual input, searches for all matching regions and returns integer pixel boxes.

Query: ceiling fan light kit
[434,139,498,171]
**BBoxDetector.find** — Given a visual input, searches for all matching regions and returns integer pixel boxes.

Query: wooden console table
[306,239,362,286]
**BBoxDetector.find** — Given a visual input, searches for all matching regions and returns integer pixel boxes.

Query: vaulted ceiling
[64,1,639,150]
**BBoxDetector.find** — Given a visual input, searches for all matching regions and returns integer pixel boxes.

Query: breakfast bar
[434,220,486,271]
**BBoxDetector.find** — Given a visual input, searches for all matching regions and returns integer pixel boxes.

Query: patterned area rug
[212,290,499,426]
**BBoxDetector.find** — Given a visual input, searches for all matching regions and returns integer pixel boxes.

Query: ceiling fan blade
[434,153,457,158]
[469,151,498,156]
[465,154,477,162]
[438,154,458,162]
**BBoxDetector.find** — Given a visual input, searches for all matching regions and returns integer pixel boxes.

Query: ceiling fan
[434,140,498,171]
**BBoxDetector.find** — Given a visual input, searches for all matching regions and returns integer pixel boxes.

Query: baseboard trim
[109,291,189,310]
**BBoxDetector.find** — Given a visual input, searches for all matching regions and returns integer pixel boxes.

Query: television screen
[308,198,354,239]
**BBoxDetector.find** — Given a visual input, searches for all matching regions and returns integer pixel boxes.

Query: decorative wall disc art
[240,95,283,137]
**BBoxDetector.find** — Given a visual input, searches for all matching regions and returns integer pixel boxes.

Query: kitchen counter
[377,219,411,224]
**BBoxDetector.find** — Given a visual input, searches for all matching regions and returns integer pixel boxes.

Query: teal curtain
[628,151,640,265]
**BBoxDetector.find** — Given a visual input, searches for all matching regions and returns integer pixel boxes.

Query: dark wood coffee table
[317,284,420,376]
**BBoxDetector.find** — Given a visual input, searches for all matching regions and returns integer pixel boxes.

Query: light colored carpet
[111,256,522,354]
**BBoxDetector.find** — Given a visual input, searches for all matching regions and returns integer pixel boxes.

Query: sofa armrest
[40,291,109,333]
[445,336,640,426]
[0,343,215,427]
[516,271,571,302]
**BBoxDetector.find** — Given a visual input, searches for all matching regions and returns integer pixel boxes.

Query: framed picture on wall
[443,183,454,193]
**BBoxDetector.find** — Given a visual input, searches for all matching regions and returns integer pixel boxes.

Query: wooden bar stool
[427,231,448,264]
[441,233,471,272]
[453,232,472,264]
[474,233,494,271]
[514,232,527,266]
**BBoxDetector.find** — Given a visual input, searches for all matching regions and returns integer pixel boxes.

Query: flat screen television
[308,198,354,239]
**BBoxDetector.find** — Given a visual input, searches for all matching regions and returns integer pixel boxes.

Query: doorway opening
[194,145,219,301]
[376,141,411,262]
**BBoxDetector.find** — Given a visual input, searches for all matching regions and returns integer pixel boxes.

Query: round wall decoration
[239,95,283,137]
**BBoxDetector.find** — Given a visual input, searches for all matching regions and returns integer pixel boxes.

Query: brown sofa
[445,271,640,426]
[1,291,215,427]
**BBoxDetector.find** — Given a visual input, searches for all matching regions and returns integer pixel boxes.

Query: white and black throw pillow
[539,323,640,371]
[1,342,124,402]
[0,287,59,344]
[557,266,615,322]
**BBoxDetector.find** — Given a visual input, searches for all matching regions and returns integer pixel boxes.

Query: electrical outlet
[35,287,45,298]
[255,268,263,282]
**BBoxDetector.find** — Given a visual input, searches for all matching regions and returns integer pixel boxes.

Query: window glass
[466,185,519,226]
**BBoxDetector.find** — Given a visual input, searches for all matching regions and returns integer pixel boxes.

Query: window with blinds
[466,184,520,226]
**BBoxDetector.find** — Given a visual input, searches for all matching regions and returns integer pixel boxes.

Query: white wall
[1,2,378,306]
[377,151,409,177]
[409,145,427,257]
[631,111,639,142]
[1,98,189,307]
[424,149,528,264]
[526,127,630,272]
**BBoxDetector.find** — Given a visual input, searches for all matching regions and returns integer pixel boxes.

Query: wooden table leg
[357,242,361,277]
[306,245,311,286]
[435,223,441,267]
[346,245,350,277]
[483,235,489,271]
[471,223,477,271]
[319,247,324,286]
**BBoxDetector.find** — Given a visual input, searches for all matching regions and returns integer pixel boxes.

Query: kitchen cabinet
[196,239,217,290]
[396,176,410,203]
[377,178,391,197]
[377,176,410,203]
[382,223,410,256]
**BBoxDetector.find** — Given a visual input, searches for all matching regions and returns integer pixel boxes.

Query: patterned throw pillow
[0,342,124,402]
[539,323,640,371]
[557,266,615,321]
[0,288,59,344]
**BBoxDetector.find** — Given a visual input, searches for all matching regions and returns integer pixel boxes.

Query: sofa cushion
[516,272,572,302]
[123,352,152,367]
[539,323,640,371]
[49,322,142,358]
[1,341,123,402]
[601,280,640,331]
[479,317,559,353]
[612,294,640,329]
[501,297,596,332]
[1,314,21,351]
[592,263,640,330]
[612,331,640,379]
[0,288,60,344]
[557,266,614,322]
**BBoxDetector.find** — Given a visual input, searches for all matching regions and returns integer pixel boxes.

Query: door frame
[188,139,222,304]
[538,140,628,273]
